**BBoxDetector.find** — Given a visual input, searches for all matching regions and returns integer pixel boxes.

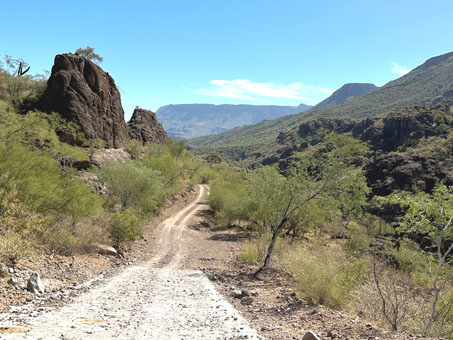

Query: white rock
[303,330,321,340]
[95,244,118,256]
[27,272,45,294]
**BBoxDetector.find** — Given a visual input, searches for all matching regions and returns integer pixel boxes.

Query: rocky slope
[311,83,377,110]
[39,53,128,148]
[260,104,453,195]
[128,107,168,144]
[156,103,311,139]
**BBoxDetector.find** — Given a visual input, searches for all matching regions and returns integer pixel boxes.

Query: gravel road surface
[0,185,262,340]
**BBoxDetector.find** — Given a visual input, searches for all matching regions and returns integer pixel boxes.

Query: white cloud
[196,79,333,103]
[390,62,410,76]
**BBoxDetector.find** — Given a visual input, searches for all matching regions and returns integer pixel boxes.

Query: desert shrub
[352,266,425,333]
[0,55,47,110]
[282,244,367,309]
[197,167,217,184]
[238,235,289,265]
[345,221,371,253]
[98,161,165,216]
[0,188,45,262]
[109,211,142,247]
[0,229,32,263]
[0,142,103,217]
[432,287,453,339]
[207,170,251,225]
[36,215,110,255]
[238,239,264,265]
[390,238,431,288]
[125,139,143,159]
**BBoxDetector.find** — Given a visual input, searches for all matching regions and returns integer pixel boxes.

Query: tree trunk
[253,228,278,278]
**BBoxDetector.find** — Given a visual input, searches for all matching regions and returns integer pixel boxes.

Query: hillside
[156,103,311,139]
[311,83,377,110]
[189,51,453,161]
[257,103,453,195]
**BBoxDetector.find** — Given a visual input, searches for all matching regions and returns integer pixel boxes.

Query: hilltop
[311,83,377,110]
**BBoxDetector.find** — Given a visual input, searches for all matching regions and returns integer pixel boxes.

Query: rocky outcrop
[40,53,128,148]
[128,107,167,144]
[90,148,131,167]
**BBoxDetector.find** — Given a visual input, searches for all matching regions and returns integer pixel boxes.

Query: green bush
[109,212,142,247]
[0,142,103,217]
[390,238,431,289]
[98,161,165,216]
[207,170,251,225]
[238,239,265,265]
[283,245,367,309]
[198,167,217,184]
[345,221,371,253]
[125,139,143,159]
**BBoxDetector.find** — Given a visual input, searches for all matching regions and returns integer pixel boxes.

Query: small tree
[397,185,453,335]
[75,46,103,64]
[246,133,370,277]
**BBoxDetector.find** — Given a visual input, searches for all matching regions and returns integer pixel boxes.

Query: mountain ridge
[189,51,453,162]
[156,103,312,139]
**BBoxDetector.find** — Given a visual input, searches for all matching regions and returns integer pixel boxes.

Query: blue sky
[1,0,452,120]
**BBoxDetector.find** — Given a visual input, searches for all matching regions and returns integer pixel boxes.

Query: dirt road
[0,185,262,340]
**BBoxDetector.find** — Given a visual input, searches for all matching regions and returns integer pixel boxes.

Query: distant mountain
[311,83,377,110]
[189,51,453,163]
[155,103,311,139]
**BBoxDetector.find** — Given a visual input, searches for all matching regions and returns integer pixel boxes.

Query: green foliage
[75,46,103,64]
[390,238,431,288]
[0,55,47,110]
[283,244,367,309]
[397,185,453,241]
[98,161,165,216]
[0,141,102,217]
[388,185,453,336]
[238,239,265,265]
[207,169,250,225]
[246,133,369,235]
[109,212,142,247]
[345,221,371,254]
[125,139,144,159]
[197,167,217,184]
[0,188,44,262]
[209,133,370,275]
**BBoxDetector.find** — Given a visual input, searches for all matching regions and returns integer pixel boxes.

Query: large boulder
[128,107,168,144]
[40,53,128,148]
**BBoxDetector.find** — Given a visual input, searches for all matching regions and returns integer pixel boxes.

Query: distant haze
[156,103,311,139]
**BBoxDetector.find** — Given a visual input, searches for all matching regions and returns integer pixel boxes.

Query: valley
[1,17,453,340]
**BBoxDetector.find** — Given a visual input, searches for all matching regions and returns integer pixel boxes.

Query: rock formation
[128,107,168,144]
[40,53,128,148]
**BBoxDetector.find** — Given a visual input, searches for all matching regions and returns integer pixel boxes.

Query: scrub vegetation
[206,131,453,339]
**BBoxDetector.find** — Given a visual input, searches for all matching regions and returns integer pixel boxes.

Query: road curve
[0,184,263,340]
